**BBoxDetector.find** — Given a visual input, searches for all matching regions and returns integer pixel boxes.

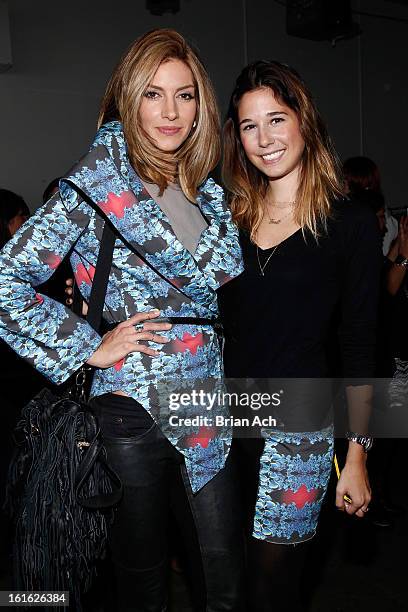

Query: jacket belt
[100,317,223,335]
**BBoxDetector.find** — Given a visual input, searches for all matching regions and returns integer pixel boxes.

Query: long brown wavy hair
[222,60,343,240]
[98,29,220,201]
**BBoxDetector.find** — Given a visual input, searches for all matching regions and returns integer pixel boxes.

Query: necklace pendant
[256,243,278,276]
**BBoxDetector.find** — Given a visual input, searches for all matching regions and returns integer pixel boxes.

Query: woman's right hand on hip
[86,310,171,368]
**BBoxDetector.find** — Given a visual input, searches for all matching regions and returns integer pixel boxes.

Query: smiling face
[139,58,197,153]
[238,87,305,188]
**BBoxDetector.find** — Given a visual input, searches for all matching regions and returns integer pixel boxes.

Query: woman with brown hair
[0,30,244,611]
[218,60,382,610]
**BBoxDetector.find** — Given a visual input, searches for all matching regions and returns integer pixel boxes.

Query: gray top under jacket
[142,180,208,255]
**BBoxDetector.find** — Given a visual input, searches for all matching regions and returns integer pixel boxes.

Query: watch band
[394,255,408,267]
[346,431,374,452]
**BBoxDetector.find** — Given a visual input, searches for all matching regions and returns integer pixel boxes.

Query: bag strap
[64,179,192,301]
[85,221,116,334]
[62,178,116,332]
[75,431,123,509]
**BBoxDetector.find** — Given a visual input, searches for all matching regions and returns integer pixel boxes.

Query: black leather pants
[91,393,244,612]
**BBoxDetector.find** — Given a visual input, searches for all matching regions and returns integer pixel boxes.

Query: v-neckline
[255,227,302,251]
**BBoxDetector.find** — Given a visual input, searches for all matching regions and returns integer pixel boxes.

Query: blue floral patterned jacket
[0,121,243,491]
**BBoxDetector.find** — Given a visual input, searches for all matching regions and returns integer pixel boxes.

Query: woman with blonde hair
[218,60,382,610]
[0,29,244,611]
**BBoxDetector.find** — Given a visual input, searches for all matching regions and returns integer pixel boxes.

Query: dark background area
[0,0,407,209]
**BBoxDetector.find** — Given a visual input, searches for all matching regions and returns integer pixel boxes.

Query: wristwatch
[394,255,408,267]
[346,431,374,452]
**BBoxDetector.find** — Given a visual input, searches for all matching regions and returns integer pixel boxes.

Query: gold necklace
[265,209,293,225]
[256,244,279,276]
[264,201,295,225]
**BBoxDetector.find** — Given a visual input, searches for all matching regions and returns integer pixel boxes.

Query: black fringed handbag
[5,222,123,608]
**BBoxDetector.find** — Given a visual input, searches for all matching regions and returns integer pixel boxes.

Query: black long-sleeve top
[217,199,382,430]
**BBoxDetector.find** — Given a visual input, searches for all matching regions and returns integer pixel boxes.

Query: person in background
[0,189,29,246]
[386,216,408,402]
[380,216,408,520]
[343,155,398,255]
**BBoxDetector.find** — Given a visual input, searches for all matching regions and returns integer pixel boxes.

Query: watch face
[365,437,374,451]
[346,432,373,451]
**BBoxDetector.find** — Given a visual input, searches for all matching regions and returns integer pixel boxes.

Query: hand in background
[65,278,88,315]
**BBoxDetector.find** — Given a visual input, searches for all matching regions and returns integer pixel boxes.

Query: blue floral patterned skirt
[252,426,334,544]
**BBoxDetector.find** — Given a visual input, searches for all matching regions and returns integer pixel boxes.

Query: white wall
[0,0,407,209]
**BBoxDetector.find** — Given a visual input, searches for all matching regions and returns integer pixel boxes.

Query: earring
[193,120,197,128]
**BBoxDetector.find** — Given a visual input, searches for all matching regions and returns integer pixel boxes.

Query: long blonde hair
[222,60,343,240]
[98,29,220,201]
